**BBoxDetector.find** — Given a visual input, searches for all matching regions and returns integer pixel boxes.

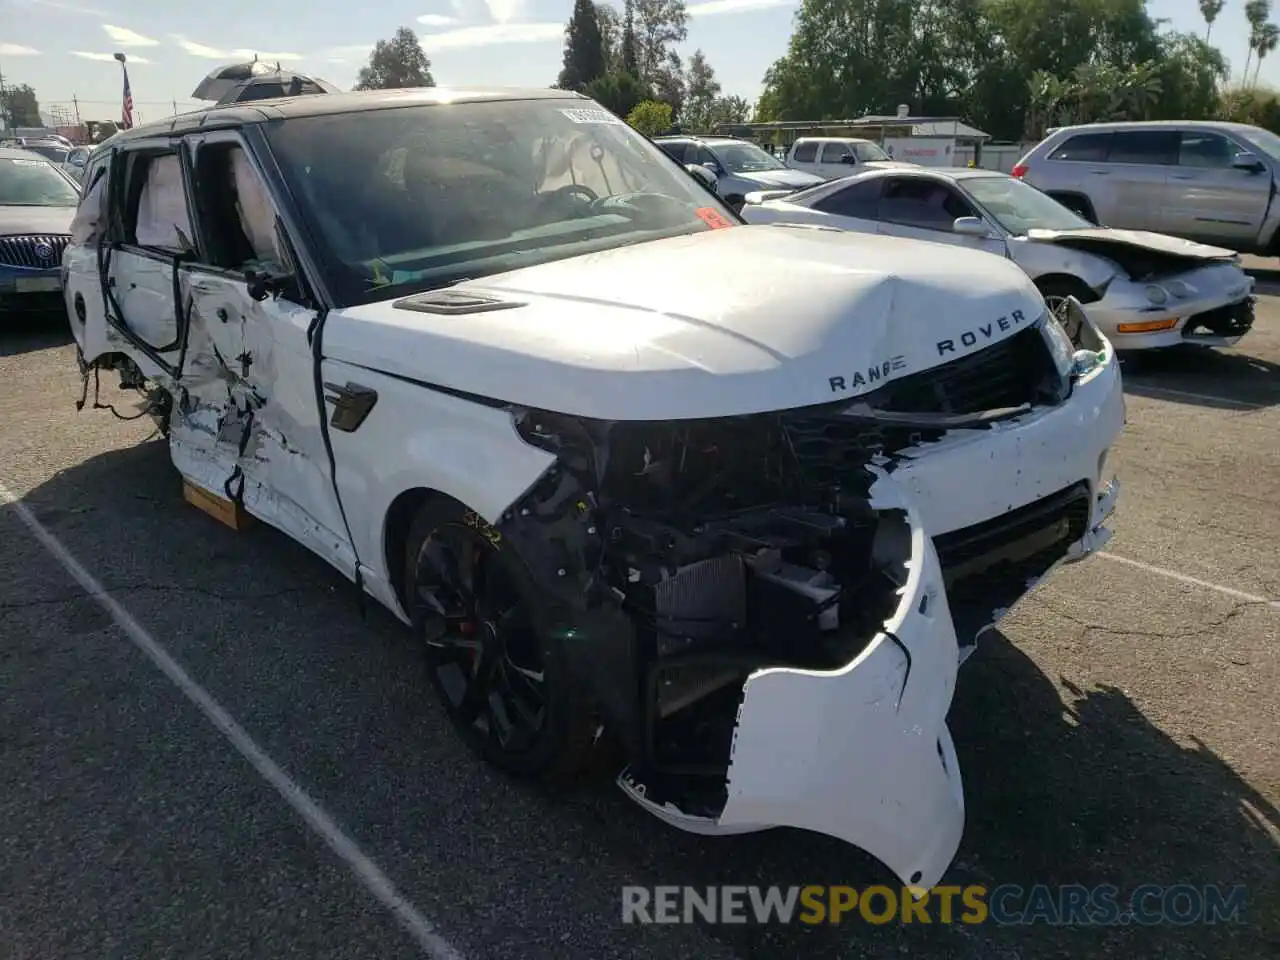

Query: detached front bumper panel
[619,479,965,892]
[1087,264,1255,350]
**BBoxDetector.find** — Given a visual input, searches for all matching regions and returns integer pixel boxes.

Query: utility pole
[172,98,177,116]
[72,94,80,123]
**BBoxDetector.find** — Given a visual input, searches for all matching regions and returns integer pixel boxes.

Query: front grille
[866,325,1059,415]
[781,414,939,488]
[0,234,70,269]
[934,482,1091,613]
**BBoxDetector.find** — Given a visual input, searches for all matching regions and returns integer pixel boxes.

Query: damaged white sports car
[742,167,1256,351]
[62,88,1123,891]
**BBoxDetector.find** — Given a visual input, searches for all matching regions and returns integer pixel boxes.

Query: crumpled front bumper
[620,476,965,891]
[1087,262,1255,350]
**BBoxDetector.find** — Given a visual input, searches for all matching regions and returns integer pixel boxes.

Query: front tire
[1036,276,1096,343]
[403,497,597,780]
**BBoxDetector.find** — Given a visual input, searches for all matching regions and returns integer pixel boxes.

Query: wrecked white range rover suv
[62,88,1123,890]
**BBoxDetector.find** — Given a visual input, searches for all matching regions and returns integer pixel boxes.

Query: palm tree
[1253,21,1280,84]
[1201,0,1226,40]
[1244,0,1272,81]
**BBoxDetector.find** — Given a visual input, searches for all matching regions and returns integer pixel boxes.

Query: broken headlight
[1039,310,1075,379]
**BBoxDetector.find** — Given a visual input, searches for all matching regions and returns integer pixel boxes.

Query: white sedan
[742,167,1256,351]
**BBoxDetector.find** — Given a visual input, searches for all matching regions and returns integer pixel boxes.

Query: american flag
[121,65,134,130]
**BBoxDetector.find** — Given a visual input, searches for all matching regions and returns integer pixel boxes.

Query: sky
[0,0,1275,128]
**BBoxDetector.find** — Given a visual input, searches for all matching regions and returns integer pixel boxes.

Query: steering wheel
[538,183,599,209]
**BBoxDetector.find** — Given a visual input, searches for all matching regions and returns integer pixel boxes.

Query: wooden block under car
[181,478,252,531]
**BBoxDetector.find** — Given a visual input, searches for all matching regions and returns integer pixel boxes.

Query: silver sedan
[741,167,1256,351]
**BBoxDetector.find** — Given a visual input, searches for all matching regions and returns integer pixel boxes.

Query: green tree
[1253,22,1280,85]
[709,95,751,127]
[681,49,721,131]
[354,27,435,90]
[1200,0,1226,40]
[635,0,688,83]
[626,99,673,136]
[596,3,622,69]
[1,84,41,127]
[1243,0,1271,82]
[558,0,608,91]
[585,71,647,118]
[621,0,640,76]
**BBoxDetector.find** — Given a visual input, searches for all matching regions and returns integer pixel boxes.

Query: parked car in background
[784,136,913,179]
[0,146,80,316]
[652,134,823,211]
[1014,120,1280,257]
[64,87,1122,894]
[741,167,1255,351]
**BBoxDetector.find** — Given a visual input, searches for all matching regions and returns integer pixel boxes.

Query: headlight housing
[1040,311,1075,379]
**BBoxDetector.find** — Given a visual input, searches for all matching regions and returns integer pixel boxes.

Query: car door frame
[1167,128,1272,248]
[173,124,360,578]
[803,174,886,234]
[97,135,200,380]
[869,174,1010,257]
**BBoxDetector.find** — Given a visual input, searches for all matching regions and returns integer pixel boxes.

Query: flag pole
[113,51,133,130]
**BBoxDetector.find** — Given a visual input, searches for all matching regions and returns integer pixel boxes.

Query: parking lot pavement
[1,299,1277,960]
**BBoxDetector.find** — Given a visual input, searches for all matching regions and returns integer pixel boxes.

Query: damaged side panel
[170,271,355,572]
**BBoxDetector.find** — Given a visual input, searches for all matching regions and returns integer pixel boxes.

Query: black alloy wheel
[404,499,597,778]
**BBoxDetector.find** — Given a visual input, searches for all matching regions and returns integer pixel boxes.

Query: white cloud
[687,0,795,15]
[418,22,563,51]
[0,43,41,56]
[72,51,153,63]
[417,14,459,27]
[173,37,227,58]
[102,24,160,47]
[483,0,524,23]
[172,36,302,61]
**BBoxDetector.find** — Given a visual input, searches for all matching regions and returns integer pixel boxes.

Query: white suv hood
[328,225,1046,421]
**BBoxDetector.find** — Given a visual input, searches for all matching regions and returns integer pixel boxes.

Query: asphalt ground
[1,280,1277,960]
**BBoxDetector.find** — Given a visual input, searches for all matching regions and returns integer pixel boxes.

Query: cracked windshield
[2,1,1277,960]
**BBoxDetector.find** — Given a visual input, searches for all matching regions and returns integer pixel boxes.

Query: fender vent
[392,290,525,315]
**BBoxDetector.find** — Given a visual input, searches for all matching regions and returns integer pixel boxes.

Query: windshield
[707,140,788,172]
[962,176,1093,234]
[1237,126,1280,160]
[23,144,69,163]
[265,99,736,306]
[852,141,891,162]
[0,155,80,206]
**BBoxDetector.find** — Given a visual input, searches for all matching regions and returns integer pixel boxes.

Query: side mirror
[686,163,719,193]
[839,154,857,165]
[1231,151,1264,172]
[952,216,992,237]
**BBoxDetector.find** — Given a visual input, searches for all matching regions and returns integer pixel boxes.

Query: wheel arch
[1035,271,1102,303]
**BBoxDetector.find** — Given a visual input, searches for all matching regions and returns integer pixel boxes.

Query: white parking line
[1097,551,1280,611]
[0,481,466,960]
[1126,383,1272,409]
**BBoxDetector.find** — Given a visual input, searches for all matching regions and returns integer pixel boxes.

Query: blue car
[0,146,80,317]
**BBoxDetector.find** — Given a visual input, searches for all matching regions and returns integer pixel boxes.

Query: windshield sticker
[695,207,735,230]
[560,108,625,125]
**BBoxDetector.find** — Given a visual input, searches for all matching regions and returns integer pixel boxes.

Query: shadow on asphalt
[0,310,73,357]
[7,438,1279,960]
[1119,346,1280,410]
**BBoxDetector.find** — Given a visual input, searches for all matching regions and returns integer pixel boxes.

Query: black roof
[108,86,589,144]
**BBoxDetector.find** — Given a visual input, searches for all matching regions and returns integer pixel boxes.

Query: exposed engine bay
[496,403,926,817]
